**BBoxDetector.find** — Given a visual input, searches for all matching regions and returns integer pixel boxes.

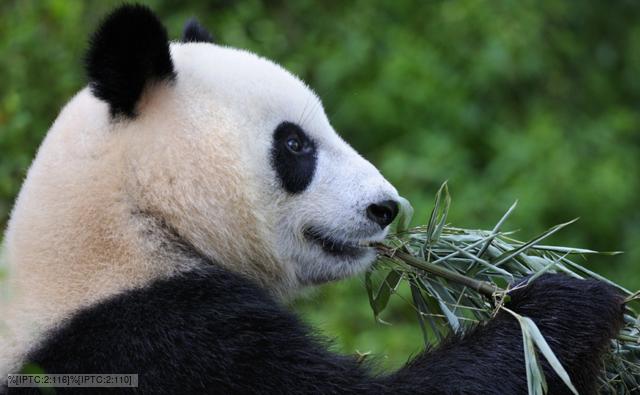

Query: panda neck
[131,208,296,300]
[131,208,214,268]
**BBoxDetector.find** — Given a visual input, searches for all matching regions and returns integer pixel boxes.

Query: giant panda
[0,5,624,394]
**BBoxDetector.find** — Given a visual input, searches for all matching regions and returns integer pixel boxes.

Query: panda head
[9,5,400,299]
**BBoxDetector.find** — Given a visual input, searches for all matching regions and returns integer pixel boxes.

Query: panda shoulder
[24,265,304,370]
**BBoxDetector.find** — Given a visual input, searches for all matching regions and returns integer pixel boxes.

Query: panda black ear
[181,18,214,43]
[86,5,175,118]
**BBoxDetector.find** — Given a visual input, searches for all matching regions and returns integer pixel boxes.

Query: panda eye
[286,136,303,153]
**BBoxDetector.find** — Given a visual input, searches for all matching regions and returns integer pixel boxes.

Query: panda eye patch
[271,122,317,194]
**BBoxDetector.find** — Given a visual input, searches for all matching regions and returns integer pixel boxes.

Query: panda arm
[20,269,622,395]
[388,274,624,394]
[246,273,621,395]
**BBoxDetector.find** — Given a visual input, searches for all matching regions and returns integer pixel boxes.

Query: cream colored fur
[0,42,398,376]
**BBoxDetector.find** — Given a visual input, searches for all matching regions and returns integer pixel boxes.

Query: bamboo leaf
[421,293,447,342]
[529,245,622,255]
[419,278,461,332]
[426,181,448,243]
[477,200,518,258]
[410,280,430,346]
[396,196,414,233]
[523,325,547,395]
[443,240,514,278]
[491,219,580,267]
[525,253,568,284]
[364,268,376,313]
[367,269,402,322]
[432,184,451,243]
[522,316,579,395]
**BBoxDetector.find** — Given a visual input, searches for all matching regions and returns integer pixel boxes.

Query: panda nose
[366,200,399,228]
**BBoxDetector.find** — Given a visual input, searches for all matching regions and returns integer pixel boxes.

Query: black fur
[181,18,214,43]
[85,5,175,118]
[9,271,622,394]
[271,122,318,194]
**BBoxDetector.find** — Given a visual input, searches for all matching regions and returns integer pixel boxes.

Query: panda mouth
[303,228,371,258]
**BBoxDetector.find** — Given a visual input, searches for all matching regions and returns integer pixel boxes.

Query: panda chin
[303,227,372,259]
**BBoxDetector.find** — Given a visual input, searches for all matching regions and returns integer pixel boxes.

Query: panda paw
[506,273,625,347]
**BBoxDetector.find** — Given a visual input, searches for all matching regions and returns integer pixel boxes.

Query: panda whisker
[307,101,323,130]
[298,94,312,126]
[300,98,321,130]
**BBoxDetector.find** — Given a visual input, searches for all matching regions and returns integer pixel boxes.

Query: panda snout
[366,199,399,228]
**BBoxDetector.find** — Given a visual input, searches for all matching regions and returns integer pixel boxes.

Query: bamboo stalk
[377,239,636,351]
[378,247,499,296]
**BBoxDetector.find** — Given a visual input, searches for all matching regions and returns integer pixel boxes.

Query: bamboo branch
[378,247,499,296]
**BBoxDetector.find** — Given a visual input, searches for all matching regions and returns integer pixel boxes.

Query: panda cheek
[270,123,318,194]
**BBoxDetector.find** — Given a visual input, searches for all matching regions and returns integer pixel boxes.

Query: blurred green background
[1,0,639,369]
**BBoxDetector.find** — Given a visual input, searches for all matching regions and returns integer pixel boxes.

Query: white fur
[0,42,398,376]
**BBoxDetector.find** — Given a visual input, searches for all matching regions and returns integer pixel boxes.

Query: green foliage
[1,0,639,369]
